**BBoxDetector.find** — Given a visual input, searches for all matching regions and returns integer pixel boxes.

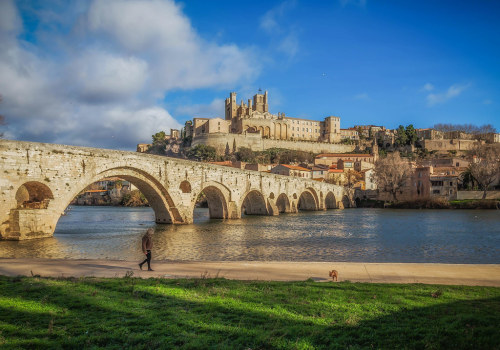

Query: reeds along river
[0,206,499,264]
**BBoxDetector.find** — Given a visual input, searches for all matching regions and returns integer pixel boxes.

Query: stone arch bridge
[0,140,351,240]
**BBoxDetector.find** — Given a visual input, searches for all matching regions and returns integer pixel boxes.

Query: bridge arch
[15,181,54,209]
[190,182,231,220]
[57,166,183,226]
[275,193,291,213]
[297,189,318,211]
[342,195,351,208]
[241,189,268,215]
[325,191,337,209]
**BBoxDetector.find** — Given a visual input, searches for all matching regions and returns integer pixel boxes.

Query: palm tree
[459,167,477,190]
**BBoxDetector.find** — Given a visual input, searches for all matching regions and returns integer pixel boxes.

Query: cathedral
[186,91,343,144]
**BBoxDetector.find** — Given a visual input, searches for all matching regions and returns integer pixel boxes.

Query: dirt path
[1,258,499,286]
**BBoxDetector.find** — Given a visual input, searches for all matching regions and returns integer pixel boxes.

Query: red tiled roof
[328,169,344,173]
[279,164,311,172]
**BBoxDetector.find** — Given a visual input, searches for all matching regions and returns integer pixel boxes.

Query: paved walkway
[0,258,499,286]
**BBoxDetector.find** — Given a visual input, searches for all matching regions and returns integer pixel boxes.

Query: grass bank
[1,276,499,349]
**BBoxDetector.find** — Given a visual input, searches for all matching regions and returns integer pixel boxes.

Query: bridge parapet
[0,140,349,240]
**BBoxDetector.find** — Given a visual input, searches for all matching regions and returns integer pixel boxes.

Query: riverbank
[1,258,499,286]
[357,198,500,209]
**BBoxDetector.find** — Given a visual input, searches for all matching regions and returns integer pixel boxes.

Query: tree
[356,126,365,140]
[405,124,417,145]
[147,131,168,155]
[459,168,478,190]
[395,125,408,146]
[468,144,500,199]
[372,152,413,201]
[432,123,497,137]
[186,144,217,162]
[235,147,256,163]
[152,131,167,144]
[344,169,363,188]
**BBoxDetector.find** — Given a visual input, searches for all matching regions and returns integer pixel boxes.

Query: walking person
[139,228,154,271]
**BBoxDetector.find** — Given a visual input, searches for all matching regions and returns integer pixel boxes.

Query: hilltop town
[137,90,500,206]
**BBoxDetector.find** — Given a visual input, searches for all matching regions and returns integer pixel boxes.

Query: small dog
[329,270,338,282]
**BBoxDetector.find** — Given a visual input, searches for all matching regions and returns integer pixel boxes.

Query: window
[450,182,453,186]
[433,190,440,194]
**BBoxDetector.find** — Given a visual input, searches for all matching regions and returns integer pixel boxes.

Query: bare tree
[372,152,413,201]
[469,144,500,199]
[344,169,363,188]
[432,123,497,136]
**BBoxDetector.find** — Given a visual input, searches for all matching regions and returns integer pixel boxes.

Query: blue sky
[0,0,499,150]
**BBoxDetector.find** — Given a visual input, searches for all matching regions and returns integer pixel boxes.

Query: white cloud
[0,0,258,149]
[426,83,470,107]
[422,83,434,91]
[176,99,224,118]
[260,0,296,34]
[70,50,149,103]
[87,0,257,90]
[259,1,298,59]
[354,93,370,100]
[278,33,299,58]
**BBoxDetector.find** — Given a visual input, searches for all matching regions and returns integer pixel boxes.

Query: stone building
[339,128,359,141]
[314,153,377,167]
[354,125,386,138]
[192,118,230,137]
[271,164,312,178]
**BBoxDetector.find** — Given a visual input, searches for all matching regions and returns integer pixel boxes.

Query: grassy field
[0,275,499,349]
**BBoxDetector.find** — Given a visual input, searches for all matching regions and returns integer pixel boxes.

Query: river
[0,206,499,263]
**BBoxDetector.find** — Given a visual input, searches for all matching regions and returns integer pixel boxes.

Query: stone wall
[191,133,355,155]
[456,191,500,200]
[420,139,480,152]
[0,139,348,240]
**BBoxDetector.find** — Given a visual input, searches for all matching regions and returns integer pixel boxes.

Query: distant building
[354,125,386,138]
[339,128,359,141]
[315,153,376,166]
[310,165,329,179]
[271,164,312,178]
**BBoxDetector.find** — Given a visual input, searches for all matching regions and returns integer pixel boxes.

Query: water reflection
[0,206,499,263]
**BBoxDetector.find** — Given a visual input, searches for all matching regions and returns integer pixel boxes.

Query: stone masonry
[0,140,349,240]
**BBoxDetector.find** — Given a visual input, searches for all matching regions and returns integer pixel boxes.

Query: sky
[0,0,499,150]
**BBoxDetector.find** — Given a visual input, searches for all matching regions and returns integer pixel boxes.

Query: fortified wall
[420,139,482,152]
[191,133,355,155]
